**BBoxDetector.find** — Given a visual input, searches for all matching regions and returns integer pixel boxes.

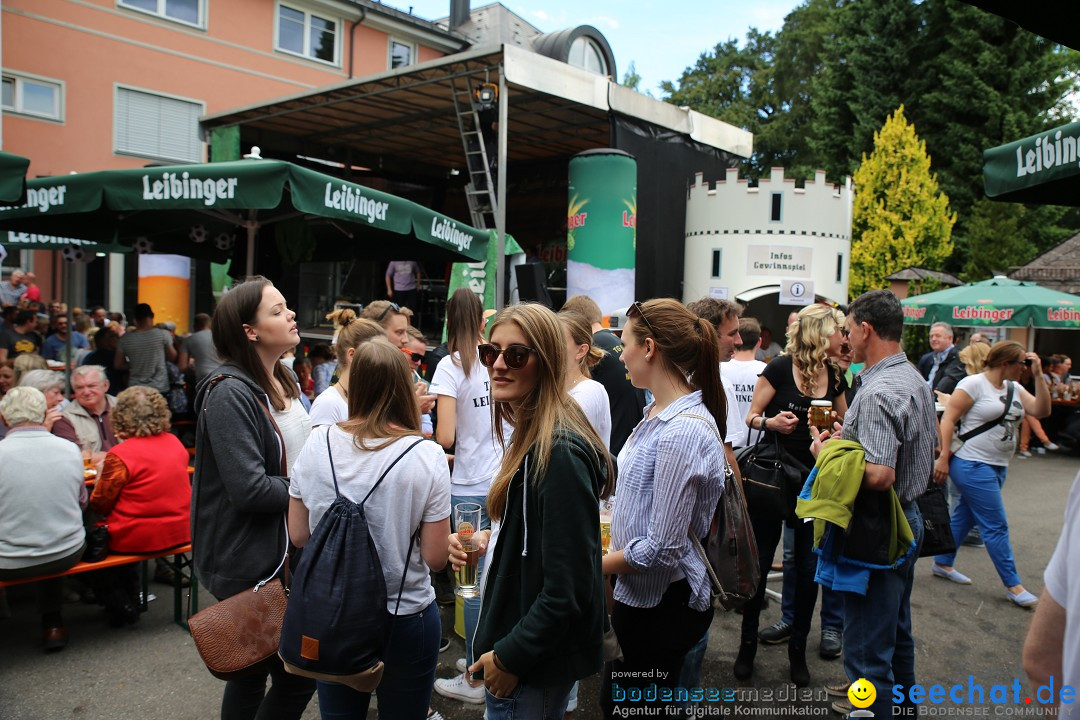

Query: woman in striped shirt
[600,299,728,718]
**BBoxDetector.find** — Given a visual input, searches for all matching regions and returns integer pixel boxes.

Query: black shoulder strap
[958,380,1016,442]
[360,437,427,507]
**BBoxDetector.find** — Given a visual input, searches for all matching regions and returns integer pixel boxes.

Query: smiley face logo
[848,678,876,709]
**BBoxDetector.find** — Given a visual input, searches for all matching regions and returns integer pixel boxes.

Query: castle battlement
[682,166,854,308]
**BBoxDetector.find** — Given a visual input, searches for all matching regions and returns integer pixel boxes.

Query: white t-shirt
[1045,468,1080,716]
[954,374,1027,467]
[272,396,312,476]
[722,358,766,448]
[290,427,451,614]
[570,378,612,450]
[720,374,741,446]
[430,351,504,497]
[309,386,348,427]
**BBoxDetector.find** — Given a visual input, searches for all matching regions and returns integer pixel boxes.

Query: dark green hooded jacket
[472,429,608,687]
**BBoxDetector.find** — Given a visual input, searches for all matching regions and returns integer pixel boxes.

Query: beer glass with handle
[454,502,483,597]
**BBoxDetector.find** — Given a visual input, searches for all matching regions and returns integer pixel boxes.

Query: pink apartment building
[1,0,465,304]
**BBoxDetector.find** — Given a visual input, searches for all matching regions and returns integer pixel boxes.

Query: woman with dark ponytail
[600,299,728,719]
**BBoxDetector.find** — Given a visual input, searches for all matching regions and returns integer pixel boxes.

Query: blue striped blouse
[611,390,727,611]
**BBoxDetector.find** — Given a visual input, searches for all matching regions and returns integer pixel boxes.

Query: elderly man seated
[52,365,118,458]
[0,386,87,651]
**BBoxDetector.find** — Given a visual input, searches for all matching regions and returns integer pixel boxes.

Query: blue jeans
[316,601,441,720]
[842,504,924,718]
[453,494,489,665]
[779,525,844,631]
[485,682,574,720]
[935,457,1021,587]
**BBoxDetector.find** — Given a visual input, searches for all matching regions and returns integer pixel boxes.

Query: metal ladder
[450,75,498,230]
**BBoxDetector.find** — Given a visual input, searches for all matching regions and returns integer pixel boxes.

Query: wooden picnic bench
[0,543,198,629]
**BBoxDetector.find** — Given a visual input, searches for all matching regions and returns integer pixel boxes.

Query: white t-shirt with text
[570,378,612,451]
[720,374,741,446]
[290,428,451,615]
[430,351,504,497]
[722,358,766,448]
[954,374,1028,467]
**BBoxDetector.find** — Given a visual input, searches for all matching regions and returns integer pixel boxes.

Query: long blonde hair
[558,310,604,378]
[487,304,613,521]
[784,304,845,397]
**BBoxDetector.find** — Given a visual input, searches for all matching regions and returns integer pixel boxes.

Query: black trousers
[741,511,819,645]
[601,579,714,719]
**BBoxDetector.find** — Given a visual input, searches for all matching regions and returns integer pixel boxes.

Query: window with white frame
[119,0,204,27]
[115,87,203,163]
[1,73,63,121]
[390,40,414,70]
[276,4,339,64]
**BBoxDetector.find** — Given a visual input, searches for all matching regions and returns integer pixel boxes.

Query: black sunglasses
[626,301,657,337]
[377,302,401,322]
[408,352,425,363]
[477,343,536,370]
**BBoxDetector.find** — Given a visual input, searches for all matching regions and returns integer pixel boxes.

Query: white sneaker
[433,673,486,704]
[1018,449,1032,458]
[1035,447,1047,455]
[455,657,468,674]
[1047,443,1061,451]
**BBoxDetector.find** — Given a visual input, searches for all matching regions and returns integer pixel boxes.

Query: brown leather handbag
[189,519,290,680]
[189,384,293,680]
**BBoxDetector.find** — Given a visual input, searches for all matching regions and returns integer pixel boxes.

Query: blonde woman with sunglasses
[447,303,612,720]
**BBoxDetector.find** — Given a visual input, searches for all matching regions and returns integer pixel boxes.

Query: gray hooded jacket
[191,363,290,599]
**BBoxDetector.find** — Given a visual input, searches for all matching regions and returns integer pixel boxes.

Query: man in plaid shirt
[813,290,936,718]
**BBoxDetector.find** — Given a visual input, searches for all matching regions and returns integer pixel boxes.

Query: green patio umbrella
[0,158,489,271]
[983,121,1080,207]
[0,151,30,204]
[901,276,1080,329]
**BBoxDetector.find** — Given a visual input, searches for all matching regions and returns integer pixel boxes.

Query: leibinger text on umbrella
[430,217,473,252]
[952,306,1015,323]
[1048,307,1080,323]
[324,182,389,224]
[0,185,67,213]
[1015,127,1079,178]
[142,172,238,206]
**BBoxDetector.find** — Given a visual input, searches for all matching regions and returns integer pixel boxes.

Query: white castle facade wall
[683,167,853,305]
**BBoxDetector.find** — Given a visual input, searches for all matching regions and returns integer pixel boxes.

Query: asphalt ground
[2,452,1077,720]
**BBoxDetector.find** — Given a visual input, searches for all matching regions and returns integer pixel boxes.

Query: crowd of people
[4,263,1079,719]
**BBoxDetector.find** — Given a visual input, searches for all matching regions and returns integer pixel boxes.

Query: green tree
[960,199,1032,280]
[809,0,923,182]
[849,106,956,297]
[621,62,645,95]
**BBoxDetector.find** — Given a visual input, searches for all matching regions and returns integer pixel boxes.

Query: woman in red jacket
[88,385,190,626]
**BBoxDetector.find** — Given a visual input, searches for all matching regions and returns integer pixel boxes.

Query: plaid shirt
[842,353,936,504]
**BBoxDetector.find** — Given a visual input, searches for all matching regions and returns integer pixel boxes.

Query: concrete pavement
[2,452,1076,719]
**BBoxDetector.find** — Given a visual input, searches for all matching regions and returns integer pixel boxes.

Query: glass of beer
[82,443,97,481]
[808,400,833,435]
[599,500,613,556]
[454,503,482,598]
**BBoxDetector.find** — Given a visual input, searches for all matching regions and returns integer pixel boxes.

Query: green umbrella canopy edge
[901,276,1080,329]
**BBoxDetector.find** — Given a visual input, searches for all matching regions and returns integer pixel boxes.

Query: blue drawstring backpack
[279,433,425,691]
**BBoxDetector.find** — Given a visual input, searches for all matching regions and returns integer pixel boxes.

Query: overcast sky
[392,0,797,95]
